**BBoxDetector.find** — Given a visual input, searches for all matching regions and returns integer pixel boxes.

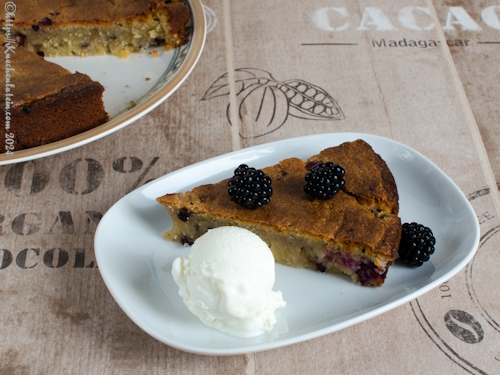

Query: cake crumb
[119,50,132,59]
[146,77,151,81]
[163,42,177,51]
[130,100,135,106]
[151,49,158,57]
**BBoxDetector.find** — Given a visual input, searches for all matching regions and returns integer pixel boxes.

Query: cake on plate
[1,0,189,57]
[157,140,402,287]
[0,37,108,152]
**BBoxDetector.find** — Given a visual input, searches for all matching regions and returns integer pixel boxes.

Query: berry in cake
[304,162,345,200]
[398,222,436,266]
[228,164,272,209]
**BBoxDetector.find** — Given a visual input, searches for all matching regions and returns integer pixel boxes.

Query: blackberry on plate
[228,164,272,209]
[304,162,345,200]
[398,222,436,267]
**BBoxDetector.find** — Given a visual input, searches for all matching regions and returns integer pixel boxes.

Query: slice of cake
[1,0,189,57]
[157,140,402,287]
[0,38,108,152]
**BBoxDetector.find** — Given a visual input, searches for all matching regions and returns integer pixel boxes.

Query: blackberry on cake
[304,162,345,200]
[228,165,273,209]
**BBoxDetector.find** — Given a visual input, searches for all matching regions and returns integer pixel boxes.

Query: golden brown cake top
[308,140,399,215]
[1,0,188,27]
[0,38,97,106]
[157,140,401,259]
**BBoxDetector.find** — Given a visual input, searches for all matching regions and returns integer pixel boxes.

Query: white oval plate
[94,133,480,355]
[0,0,206,165]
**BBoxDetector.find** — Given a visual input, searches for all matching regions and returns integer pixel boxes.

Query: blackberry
[39,17,53,26]
[304,162,345,200]
[181,236,193,246]
[228,164,272,209]
[398,222,436,267]
[177,208,191,222]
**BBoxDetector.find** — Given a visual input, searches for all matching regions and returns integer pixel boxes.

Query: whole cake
[157,140,402,287]
[1,0,189,57]
[0,37,108,152]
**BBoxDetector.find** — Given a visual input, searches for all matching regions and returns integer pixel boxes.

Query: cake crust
[1,43,94,106]
[308,141,399,215]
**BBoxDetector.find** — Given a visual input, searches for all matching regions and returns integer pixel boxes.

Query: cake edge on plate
[0,37,108,152]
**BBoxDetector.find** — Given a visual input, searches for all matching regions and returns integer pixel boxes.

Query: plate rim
[94,132,480,356]
[0,0,206,166]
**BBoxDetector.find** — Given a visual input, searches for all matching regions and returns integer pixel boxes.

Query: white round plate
[0,0,206,165]
[94,133,480,355]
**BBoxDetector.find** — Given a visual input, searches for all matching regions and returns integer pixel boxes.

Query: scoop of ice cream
[171,226,286,338]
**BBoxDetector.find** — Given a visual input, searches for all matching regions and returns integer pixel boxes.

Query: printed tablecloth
[1,1,499,374]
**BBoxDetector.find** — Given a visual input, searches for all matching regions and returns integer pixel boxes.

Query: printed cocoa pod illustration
[201,68,344,138]
[444,310,484,344]
[226,82,289,138]
[278,80,343,120]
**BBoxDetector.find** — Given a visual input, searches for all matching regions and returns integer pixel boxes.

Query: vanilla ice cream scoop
[171,226,286,338]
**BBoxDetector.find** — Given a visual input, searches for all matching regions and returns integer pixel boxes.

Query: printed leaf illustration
[233,68,275,97]
[201,72,231,100]
[201,68,275,101]
[233,67,275,82]
[202,68,344,138]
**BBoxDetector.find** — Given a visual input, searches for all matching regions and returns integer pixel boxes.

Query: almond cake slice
[0,37,108,152]
[157,140,402,287]
[1,0,189,57]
